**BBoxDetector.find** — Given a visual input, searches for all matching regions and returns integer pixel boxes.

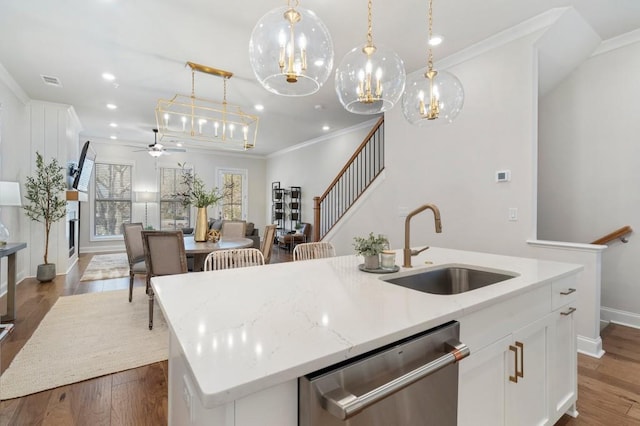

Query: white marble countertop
[151,247,582,408]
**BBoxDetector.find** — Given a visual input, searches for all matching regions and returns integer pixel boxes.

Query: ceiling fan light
[249,4,334,96]
[148,150,163,158]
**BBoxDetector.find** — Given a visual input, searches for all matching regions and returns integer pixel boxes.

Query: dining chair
[142,230,188,330]
[221,220,247,238]
[121,222,147,303]
[261,225,277,264]
[293,241,336,261]
[203,248,265,271]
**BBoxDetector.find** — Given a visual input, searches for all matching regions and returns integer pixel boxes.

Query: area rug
[80,252,130,281]
[0,287,168,400]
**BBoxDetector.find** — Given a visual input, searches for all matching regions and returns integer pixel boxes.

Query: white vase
[364,255,380,270]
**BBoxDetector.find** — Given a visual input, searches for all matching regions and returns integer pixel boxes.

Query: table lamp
[135,191,157,229]
[0,181,22,245]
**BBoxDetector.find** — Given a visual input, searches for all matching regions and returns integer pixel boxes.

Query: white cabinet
[506,314,553,426]
[458,275,578,426]
[549,278,578,420]
[458,314,553,426]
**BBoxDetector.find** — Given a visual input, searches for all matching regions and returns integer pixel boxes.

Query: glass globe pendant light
[335,0,406,115]
[249,0,334,96]
[402,0,464,125]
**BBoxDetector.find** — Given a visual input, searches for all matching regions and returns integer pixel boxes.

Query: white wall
[265,119,378,234]
[0,65,29,293]
[325,34,539,257]
[538,39,640,327]
[79,140,267,253]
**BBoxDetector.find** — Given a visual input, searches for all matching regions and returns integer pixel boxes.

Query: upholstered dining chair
[203,248,265,271]
[261,225,277,264]
[293,241,336,261]
[221,220,247,238]
[142,230,188,330]
[122,222,147,303]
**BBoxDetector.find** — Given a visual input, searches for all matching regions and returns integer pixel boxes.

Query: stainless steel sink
[383,265,517,295]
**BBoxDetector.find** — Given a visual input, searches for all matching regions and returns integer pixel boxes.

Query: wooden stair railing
[591,225,632,245]
[313,117,385,242]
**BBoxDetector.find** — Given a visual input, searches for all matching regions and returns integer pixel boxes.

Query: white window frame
[217,167,248,220]
[90,159,135,241]
[158,165,191,231]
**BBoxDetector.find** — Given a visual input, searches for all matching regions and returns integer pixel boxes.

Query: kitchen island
[151,247,582,425]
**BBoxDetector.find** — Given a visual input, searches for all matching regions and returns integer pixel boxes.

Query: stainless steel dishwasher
[299,321,469,426]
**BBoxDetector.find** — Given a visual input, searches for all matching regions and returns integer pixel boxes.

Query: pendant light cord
[427,0,434,72]
[366,0,373,47]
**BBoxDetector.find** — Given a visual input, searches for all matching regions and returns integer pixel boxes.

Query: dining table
[183,236,254,271]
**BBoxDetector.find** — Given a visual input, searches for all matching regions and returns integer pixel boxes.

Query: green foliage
[175,163,224,208]
[353,232,389,257]
[23,152,67,264]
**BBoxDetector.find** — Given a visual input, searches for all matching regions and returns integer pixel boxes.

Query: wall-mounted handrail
[591,225,632,245]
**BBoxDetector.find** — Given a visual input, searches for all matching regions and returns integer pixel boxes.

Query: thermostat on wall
[496,170,511,182]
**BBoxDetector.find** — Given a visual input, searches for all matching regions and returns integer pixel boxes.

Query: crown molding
[0,62,29,105]
[424,8,568,73]
[592,28,640,56]
[267,117,381,159]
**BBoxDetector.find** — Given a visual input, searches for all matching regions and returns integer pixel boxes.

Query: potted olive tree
[23,152,67,282]
[353,232,389,270]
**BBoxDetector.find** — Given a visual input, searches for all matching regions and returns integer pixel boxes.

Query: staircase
[313,117,385,242]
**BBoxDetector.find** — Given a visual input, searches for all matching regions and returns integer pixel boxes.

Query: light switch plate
[508,208,518,221]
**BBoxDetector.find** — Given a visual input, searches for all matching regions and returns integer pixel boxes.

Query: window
[159,167,190,231]
[218,168,248,220]
[94,163,132,237]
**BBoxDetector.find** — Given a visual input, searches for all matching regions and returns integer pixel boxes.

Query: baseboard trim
[577,334,604,358]
[79,244,124,254]
[601,306,640,330]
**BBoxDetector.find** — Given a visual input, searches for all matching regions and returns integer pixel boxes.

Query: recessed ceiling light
[109,122,118,128]
[314,104,325,110]
[110,135,117,140]
[428,35,444,46]
[176,142,183,147]
[254,104,264,111]
[322,125,330,131]
[106,103,117,110]
[102,72,116,81]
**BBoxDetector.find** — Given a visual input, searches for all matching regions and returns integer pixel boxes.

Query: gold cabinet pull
[509,345,518,383]
[561,307,577,316]
[560,288,576,295]
[516,341,524,378]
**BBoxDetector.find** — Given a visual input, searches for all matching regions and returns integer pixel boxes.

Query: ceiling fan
[141,129,186,157]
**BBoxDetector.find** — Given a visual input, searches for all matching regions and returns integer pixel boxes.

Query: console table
[0,242,26,322]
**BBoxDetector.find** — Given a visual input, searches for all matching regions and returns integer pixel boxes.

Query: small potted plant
[23,152,67,282]
[353,232,389,270]
[175,163,224,241]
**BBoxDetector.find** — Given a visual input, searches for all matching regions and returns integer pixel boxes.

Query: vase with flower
[175,164,224,241]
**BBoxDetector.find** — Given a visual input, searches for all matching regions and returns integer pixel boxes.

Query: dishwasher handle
[321,339,470,420]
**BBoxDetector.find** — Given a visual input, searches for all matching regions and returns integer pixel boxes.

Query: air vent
[41,75,62,87]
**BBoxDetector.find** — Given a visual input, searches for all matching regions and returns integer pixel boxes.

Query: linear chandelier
[155,62,259,150]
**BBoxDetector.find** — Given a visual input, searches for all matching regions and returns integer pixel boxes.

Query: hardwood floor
[0,247,638,425]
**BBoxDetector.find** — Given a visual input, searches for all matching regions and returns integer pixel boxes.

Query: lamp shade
[249,4,334,96]
[0,181,22,206]
[135,191,157,203]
